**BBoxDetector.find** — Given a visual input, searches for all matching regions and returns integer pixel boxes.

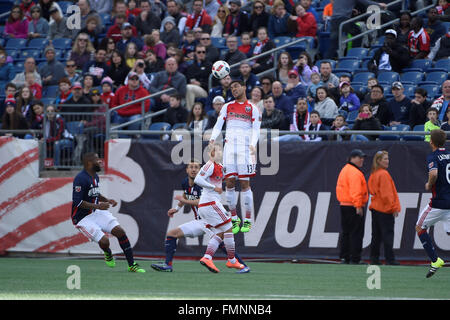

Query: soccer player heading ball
[208,79,261,234]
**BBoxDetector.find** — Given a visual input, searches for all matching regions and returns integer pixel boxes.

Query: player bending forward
[195,144,246,273]
[416,129,450,278]
[209,79,261,234]
[151,160,249,273]
[71,152,145,273]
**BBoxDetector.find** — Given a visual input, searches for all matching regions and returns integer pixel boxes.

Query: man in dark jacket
[222,0,250,36]
[368,29,411,74]
[261,95,285,130]
[163,94,188,126]
[185,45,212,110]
[135,0,162,36]
[222,35,248,78]
[368,84,391,126]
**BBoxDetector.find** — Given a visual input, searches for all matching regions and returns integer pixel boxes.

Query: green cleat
[104,252,115,268]
[231,217,241,234]
[426,257,445,278]
[240,220,252,233]
[128,263,146,273]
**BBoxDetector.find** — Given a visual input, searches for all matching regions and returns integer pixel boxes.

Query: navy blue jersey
[181,177,202,220]
[71,170,100,225]
[427,148,450,209]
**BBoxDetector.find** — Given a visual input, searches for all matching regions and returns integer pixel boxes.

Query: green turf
[0,258,449,300]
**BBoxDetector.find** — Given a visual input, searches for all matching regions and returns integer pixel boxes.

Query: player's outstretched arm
[99,194,117,207]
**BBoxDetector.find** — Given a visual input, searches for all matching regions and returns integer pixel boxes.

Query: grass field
[0,257,449,300]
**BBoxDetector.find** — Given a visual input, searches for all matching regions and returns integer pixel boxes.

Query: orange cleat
[226,260,245,270]
[200,257,220,273]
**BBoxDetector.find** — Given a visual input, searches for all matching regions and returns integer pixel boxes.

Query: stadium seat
[345,47,369,59]
[27,38,49,50]
[350,82,367,95]
[418,84,439,98]
[433,58,450,72]
[399,71,423,85]
[425,71,448,86]
[146,122,172,139]
[402,59,432,72]
[403,85,415,98]
[5,38,27,49]
[41,97,55,106]
[172,123,187,130]
[403,124,425,141]
[17,49,41,62]
[58,1,73,14]
[352,72,375,84]
[51,38,72,50]
[378,126,401,140]
[377,71,399,84]
[5,49,18,59]
[273,36,292,46]
[334,59,360,73]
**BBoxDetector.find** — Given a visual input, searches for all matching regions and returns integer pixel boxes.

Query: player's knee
[167,228,183,238]
[111,225,126,238]
[98,236,110,249]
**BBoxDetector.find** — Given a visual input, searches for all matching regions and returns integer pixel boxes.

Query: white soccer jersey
[194,160,224,204]
[210,100,261,147]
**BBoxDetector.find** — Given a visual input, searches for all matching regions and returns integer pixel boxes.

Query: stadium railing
[337,0,437,58]
[41,105,108,170]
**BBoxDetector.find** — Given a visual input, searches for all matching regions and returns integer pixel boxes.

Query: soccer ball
[212,60,230,79]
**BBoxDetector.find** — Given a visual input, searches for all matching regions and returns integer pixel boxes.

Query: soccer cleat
[200,257,220,273]
[426,257,445,278]
[237,266,251,274]
[231,217,241,234]
[226,260,245,270]
[150,263,173,272]
[104,252,115,268]
[128,263,146,273]
[240,220,252,233]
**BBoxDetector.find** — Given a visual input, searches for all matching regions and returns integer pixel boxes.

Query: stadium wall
[1,136,449,260]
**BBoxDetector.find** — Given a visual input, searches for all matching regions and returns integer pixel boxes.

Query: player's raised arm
[251,103,262,148]
[194,161,219,192]
[209,103,228,144]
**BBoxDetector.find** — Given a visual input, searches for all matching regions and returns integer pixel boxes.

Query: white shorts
[223,141,256,180]
[416,205,450,232]
[179,219,213,238]
[75,209,120,243]
[198,201,232,234]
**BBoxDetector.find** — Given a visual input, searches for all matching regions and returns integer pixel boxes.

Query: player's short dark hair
[430,129,446,148]
[82,152,98,164]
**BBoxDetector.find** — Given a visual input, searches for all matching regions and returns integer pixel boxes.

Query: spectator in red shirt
[111,71,150,131]
[289,3,317,38]
[106,13,138,43]
[408,16,431,59]
[185,0,213,33]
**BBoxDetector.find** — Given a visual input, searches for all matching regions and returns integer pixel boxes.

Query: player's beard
[93,164,101,172]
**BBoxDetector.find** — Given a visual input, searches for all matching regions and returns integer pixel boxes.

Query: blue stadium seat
[27,38,49,50]
[17,49,41,61]
[41,97,55,106]
[172,122,187,130]
[403,59,433,72]
[377,71,399,84]
[352,72,375,84]
[5,49,18,59]
[51,38,72,49]
[399,71,423,85]
[5,38,27,50]
[378,126,402,140]
[334,59,360,73]
[418,84,440,98]
[146,122,172,139]
[403,85,415,98]
[99,12,112,25]
[58,1,73,14]
[433,58,450,72]
[273,36,292,46]
[403,124,425,141]
[350,82,367,95]
[346,47,369,59]
[372,36,385,47]
[425,71,448,86]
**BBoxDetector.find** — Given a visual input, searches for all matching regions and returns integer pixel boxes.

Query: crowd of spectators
[0,0,449,166]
